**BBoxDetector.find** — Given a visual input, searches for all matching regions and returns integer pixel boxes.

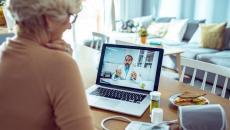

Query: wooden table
[74,45,230,130]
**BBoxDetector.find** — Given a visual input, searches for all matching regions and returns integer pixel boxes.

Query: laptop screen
[96,44,164,92]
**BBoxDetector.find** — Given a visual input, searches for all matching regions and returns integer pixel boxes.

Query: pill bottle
[150,91,161,113]
[151,108,163,123]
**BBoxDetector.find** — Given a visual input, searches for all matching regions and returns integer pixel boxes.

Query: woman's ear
[44,15,54,32]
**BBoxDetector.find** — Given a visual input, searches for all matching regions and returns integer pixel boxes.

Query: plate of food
[169,91,209,106]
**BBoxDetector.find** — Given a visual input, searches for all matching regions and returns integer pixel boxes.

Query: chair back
[179,58,230,99]
[90,32,109,51]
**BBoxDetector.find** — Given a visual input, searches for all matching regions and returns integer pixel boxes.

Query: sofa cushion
[182,48,218,59]
[196,51,230,67]
[200,22,227,49]
[188,26,201,45]
[189,23,228,50]
[224,27,230,50]
[164,19,188,43]
[147,22,168,38]
[163,43,218,59]
[182,19,206,42]
[176,44,219,59]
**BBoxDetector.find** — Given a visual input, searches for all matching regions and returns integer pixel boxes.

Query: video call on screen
[99,47,160,91]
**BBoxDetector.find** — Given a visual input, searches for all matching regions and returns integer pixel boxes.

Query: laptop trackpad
[95,98,121,108]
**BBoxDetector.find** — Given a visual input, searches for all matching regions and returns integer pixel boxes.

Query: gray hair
[6,0,82,42]
[6,0,82,22]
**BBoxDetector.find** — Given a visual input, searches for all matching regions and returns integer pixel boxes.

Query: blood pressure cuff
[178,104,227,130]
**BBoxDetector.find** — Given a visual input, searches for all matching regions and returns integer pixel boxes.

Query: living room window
[63,0,118,48]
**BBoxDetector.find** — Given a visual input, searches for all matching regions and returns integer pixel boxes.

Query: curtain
[103,0,116,33]
[120,0,142,20]
[103,0,143,33]
[156,0,230,24]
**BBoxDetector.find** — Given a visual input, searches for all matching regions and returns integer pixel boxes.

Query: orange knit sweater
[0,39,94,130]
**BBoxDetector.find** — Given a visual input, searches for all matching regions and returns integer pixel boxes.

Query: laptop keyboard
[90,87,147,104]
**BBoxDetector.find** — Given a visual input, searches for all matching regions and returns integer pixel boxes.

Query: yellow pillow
[200,22,227,49]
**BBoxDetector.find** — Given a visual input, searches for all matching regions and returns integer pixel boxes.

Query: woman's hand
[45,39,73,55]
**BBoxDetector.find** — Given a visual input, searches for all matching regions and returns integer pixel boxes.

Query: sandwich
[174,92,208,106]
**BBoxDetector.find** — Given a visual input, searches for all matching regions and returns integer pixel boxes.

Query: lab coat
[112,64,141,83]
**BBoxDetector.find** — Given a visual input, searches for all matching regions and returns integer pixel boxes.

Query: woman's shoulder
[42,48,77,69]
[38,49,80,80]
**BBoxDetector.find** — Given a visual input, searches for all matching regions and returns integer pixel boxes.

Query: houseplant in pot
[0,0,6,26]
[138,27,148,44]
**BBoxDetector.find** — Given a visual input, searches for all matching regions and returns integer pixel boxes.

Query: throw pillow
[188,26,201,45]
[164,19,188,43]
[200,22,227,49]
[223,27,230,50]
[182,19,206,42]
[147,22,168,38]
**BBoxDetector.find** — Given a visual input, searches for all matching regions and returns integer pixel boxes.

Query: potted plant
[0,0,6,26]
[138,27,148,44]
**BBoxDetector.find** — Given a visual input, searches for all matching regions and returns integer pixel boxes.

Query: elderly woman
[0,0,94,130]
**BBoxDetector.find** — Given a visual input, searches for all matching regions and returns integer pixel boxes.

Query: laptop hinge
[97,84,151,95]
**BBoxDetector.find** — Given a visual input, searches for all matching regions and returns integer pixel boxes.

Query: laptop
[86,44,164,117]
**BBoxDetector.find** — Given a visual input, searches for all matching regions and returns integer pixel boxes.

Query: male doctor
[112,55,141,83]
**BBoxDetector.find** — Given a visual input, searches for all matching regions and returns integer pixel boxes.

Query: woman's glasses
[69,14,78,24]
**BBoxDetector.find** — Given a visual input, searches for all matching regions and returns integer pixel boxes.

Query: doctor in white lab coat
[112,55,141,83]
